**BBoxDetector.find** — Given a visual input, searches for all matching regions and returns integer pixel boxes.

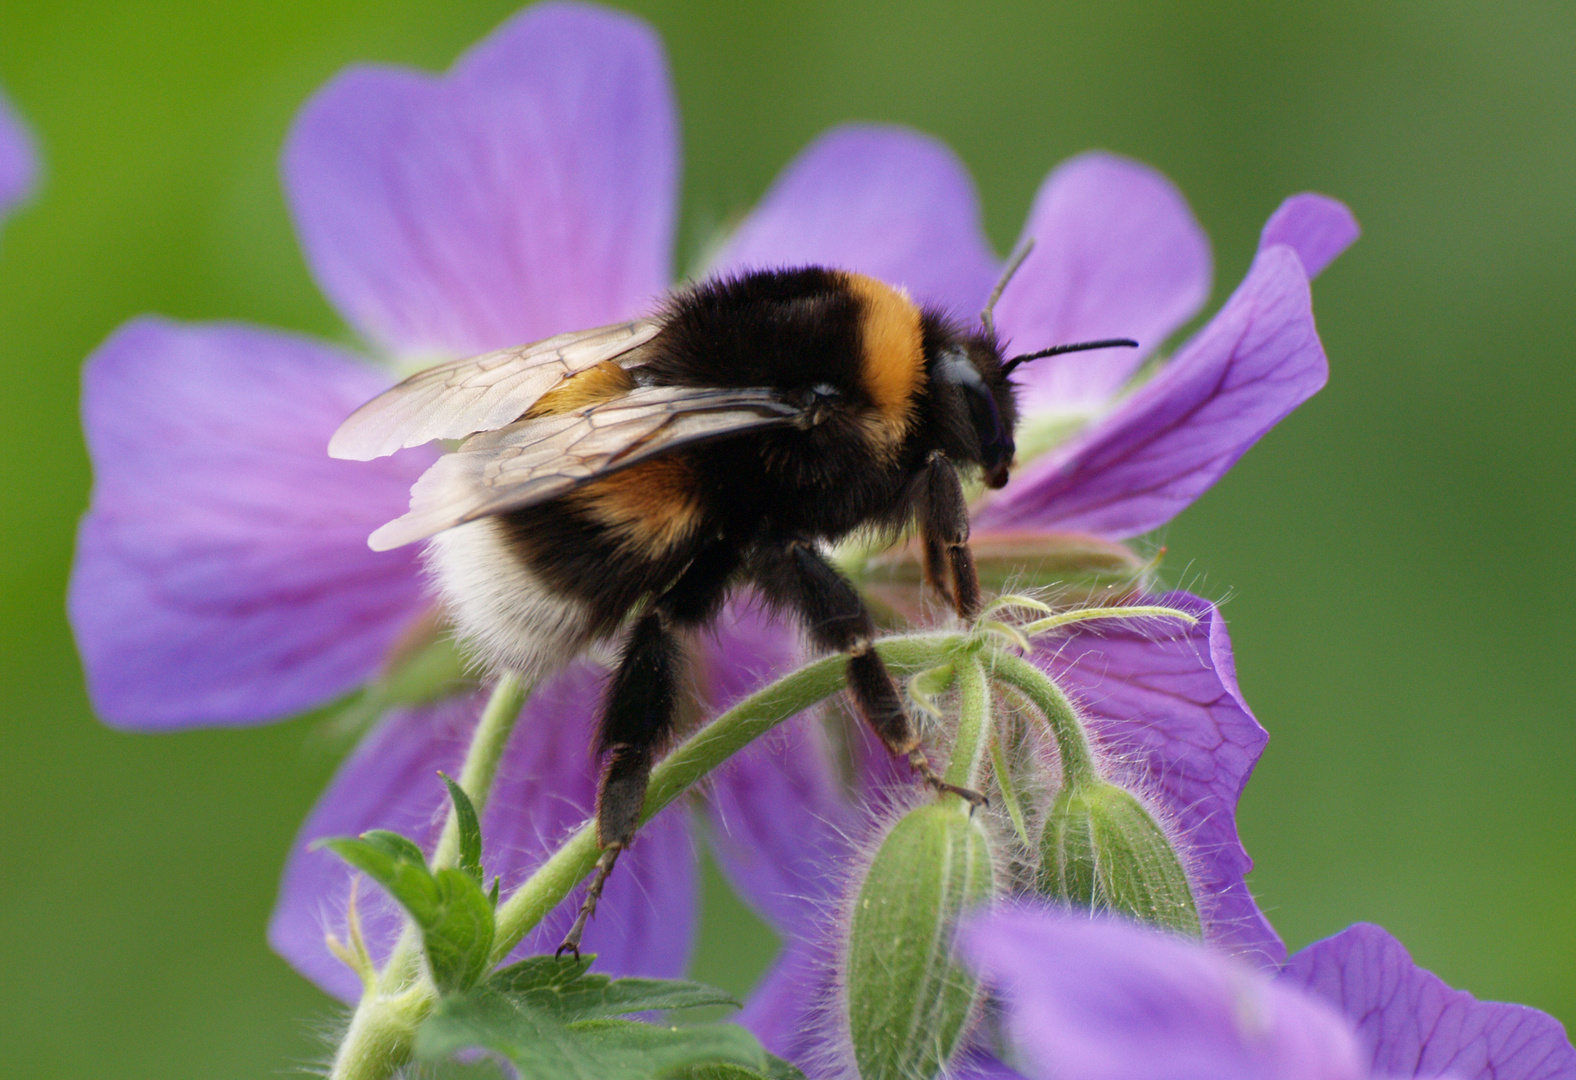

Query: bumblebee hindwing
[367,385,802,551]
[328,319,663,461]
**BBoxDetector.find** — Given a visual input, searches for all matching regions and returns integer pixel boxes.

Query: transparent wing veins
[329,319,663,461]
[368,386,802,551]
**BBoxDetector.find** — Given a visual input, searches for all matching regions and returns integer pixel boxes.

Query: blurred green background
[1,1,1571,1075]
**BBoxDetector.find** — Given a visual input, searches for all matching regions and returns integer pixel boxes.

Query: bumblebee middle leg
[752,539,985,806]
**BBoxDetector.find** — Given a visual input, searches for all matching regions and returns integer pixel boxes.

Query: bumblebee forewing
[328,319,663,461]
[367,386,801,551]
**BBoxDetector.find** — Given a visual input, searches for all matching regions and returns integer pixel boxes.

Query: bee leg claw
[554,843,624,960]
[907,748,988,809]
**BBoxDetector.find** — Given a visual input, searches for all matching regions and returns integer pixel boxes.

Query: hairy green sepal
[846,803,994,1080]
[1038,779,1201,937]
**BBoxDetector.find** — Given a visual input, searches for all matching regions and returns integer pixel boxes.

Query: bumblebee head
[948,240,1138,488]
[931,337,1020,489]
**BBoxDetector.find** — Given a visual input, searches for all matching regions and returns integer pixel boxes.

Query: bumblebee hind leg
[557,543,740,958]
[752,539,986,807]
[556,610,677,957]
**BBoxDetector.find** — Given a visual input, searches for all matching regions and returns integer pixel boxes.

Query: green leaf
[317,830,497,994]
[439,771,485,883]
[425,868,498,993]
[318,836,442,925]
[416,990,769,1080]
[488,956,738,1020]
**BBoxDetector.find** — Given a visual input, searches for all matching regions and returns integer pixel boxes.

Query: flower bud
[1038,779,1201,937]
[845,803,995,1080]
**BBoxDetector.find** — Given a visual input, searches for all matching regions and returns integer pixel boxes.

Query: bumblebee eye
[935,349,1014,471]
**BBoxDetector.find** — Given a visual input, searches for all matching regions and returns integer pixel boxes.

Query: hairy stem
[329,634,956,1080]
[987,650,1099,788]
[329,673,527,1080]
[942,652,989,793]
[491,633,955,959]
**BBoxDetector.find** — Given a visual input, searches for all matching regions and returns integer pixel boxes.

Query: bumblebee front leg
[557,610,681,958]
[753,540,985,806]
[919,451,982,622]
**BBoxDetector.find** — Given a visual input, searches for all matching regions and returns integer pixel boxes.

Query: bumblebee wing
[368,386,802,551]
[328,319,663,461]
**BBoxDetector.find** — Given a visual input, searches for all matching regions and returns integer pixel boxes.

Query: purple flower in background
[962,905,1368,1080]
[1283,924,1576,1080]
[0,85,40,227]
[65,0,1353,1003]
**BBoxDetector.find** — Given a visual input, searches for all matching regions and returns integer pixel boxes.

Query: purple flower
[0,85,40,227]
[64,0,1353,1005]
[961,904,1368,1080]
[1282,923,1576,1080]
[725,592,1283,1068]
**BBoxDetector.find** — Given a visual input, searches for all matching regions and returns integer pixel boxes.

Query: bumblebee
[331,256,1133,953]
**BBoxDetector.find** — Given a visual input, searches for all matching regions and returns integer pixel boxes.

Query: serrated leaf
[416,991,768,1080]
[669,1056,804,1080]
[488,956,737,1020]
[439,772,485,883]
[663,1064,771,1080]
[489,954,595,994]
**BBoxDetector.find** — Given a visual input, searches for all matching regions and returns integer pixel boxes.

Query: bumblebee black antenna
[981,238,1035,341]
[1001,337,1139,376]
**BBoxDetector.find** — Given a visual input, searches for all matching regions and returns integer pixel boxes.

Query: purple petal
[1259,194,1360,279]
[285,2,677,358]
[980,244,1326,538]
[1043,591,1283,968]
[709,125,998,316]
[1283,923,1576,1080]
[270,662,697,1003]
[0,86,40,220]
[67,318,431,729]
[994,153,1212,418]
[964,906,1366,1080]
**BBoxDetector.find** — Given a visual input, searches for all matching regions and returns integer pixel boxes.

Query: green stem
[989,733,1032,848]
[433,672,528,869]
[1019,604,1195,639]
[329,632,958,1080]
[491,633,956,960]
[942,653,989,792]
[987,650,1099,788]
[328,673,527,1080]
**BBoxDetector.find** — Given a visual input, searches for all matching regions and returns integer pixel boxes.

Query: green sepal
[846,803,994,1080]
[439,771,485,884]
[1038,779,1201,937]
